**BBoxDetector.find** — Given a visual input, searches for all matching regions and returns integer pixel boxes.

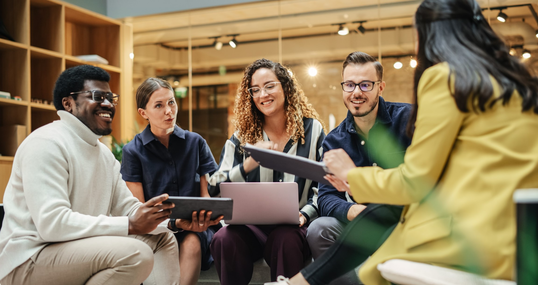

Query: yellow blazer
[348,63,538,285]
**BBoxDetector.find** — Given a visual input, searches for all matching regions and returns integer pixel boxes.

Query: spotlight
[522,49,531,59]
[214,40,223,50]
[410,59,417,68]
[497,10,507,23]
[338,24,349,36]
[394,60,403,70]
[509,48,517,56]
[308,67,318,77]
[229,38,238,48]
[355,21,367,34]
[535,30,538,38]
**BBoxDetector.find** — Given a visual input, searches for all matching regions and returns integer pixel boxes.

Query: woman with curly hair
[208,58,326,285]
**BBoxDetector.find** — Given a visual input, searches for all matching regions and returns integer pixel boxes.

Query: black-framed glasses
[248,82,281,98]
[70,90,119,106]
[340,80,380,92]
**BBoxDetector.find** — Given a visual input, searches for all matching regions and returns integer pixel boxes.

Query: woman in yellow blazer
[267,0,538,285]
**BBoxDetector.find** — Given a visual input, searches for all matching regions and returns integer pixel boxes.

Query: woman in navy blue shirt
[121,77,221,285]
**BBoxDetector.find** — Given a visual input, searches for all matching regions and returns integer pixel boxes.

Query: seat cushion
[377,259,515,285]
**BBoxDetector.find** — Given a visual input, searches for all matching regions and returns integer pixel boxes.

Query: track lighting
[410,59,417,68]
[522,49,531,59]
[355,21,367,34]
[535,30,538,38]
[338,24,349,36]
[394,60,403,70]
[497,10,508,22]
[227,34,239,48]
[211,37,223,50]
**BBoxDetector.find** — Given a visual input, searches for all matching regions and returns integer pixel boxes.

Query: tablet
[164,197,233,220]
[243,143,331,185]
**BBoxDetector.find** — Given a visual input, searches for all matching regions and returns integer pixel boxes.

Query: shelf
[0,156,14,162]
[0,45,30,101]
[65,55,121,73]
[30,46,63,59]
[0,98,28,107]
[30,102,56,111]
[31,50,62,103]
[0,39,28,50]
[0,103,28,127]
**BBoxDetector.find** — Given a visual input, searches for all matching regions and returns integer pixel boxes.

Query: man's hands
[176,210,223,232]
[128,194,173,235]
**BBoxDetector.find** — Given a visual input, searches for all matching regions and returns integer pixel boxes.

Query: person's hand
[129,194,173,235]
[243,141,278,173]
[299,212,307,227]
[176,210,223,233]
[347,204,367,221]
[324,174,351,195]
[323,149,355,181]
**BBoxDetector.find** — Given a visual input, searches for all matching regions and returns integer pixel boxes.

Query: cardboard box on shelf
[0,125,27,156]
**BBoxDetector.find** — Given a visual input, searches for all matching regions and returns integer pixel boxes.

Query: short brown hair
[136,77,173,109]
[342,51,384,81]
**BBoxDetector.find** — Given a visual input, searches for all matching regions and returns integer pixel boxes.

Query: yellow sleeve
[348,63,465,205]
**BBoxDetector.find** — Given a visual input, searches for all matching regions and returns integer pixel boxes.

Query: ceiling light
[214,40,223,50]
[535,30,538,38]
[522,49,531,59]
[497,10,507,23]
[410,59,417,68]
[229,38,238,48]
[394,61,403,69]
[338,25,349,36]
[509,48,517,56]
[308,67,318,77]
[356,21,366,34]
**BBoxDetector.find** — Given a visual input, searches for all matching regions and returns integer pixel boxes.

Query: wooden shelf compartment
[0,0,29,45]
[0,44,29,101]
[30,0,63,52]
[30,49,62,104]
[31,107,58,132]
[64,6,121,68]
[0,104,28,130]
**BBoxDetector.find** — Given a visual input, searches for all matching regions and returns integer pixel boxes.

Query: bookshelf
[0,0,133,202]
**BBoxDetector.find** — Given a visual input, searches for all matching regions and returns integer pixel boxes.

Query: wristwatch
[169,218,180,232]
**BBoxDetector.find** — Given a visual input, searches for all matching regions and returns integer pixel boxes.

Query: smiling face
[342,62,385,119]
[63,80,115,135]
[251,68,286,119]
[138,87,178,135]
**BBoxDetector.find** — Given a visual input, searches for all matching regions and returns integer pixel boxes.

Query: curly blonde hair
[233,58,325,146]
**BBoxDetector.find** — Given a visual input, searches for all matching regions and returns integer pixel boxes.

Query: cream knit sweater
[0,111,168,280]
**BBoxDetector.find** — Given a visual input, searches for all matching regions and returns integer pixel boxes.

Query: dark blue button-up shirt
[121,124,218,200]
[318,97,412,223]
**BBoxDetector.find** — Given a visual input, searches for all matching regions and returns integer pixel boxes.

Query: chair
[377,259,515,285]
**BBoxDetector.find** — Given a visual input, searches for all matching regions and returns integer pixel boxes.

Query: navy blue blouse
[121,124,218,200]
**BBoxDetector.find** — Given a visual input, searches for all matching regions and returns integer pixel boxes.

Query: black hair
[408,0,538,135]
[342,51,384,81]
[53,65,110,111]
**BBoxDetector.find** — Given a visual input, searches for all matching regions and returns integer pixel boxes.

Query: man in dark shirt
[306,51,412,284]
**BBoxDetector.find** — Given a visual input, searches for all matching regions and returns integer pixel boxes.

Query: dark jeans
[301,204,402,285]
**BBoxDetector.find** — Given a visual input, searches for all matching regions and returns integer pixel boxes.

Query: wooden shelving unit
[0,0,133,202]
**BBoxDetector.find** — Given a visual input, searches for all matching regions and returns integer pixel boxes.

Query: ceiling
[127,0,538,78]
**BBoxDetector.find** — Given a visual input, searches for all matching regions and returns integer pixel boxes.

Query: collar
[140,124,186,145]
[344,96,392,133]
[57,110,102,146]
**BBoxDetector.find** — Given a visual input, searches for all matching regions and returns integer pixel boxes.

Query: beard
[347,90,379,118]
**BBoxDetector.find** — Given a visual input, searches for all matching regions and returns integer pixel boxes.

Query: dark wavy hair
[407,0,538,135]
[234,58,324,145]
[53,65,110,111]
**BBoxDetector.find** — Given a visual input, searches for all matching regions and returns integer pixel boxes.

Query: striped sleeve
[208,134,246,196]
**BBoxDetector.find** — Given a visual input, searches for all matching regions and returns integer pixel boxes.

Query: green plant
[111,136,129,162]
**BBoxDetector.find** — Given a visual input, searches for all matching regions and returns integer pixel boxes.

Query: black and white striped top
[208,118,326,223]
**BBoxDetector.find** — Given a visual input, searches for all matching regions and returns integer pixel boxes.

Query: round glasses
[70,90,120,106]
[248,82,281,98]
[340,80,380,92]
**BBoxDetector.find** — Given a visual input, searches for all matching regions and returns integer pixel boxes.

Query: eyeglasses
[248,82,281,98]
[70,90,119,106]
[340,80,380,92]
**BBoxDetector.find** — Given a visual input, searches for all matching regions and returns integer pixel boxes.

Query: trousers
[1,233,179,285]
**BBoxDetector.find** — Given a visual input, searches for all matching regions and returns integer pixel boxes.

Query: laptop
[220,182,299,225]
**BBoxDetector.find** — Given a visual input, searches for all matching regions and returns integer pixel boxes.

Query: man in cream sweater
[0,65,187,285]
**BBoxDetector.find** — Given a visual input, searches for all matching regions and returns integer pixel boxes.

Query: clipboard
[243,143,331,185]
[164,197,233,220]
